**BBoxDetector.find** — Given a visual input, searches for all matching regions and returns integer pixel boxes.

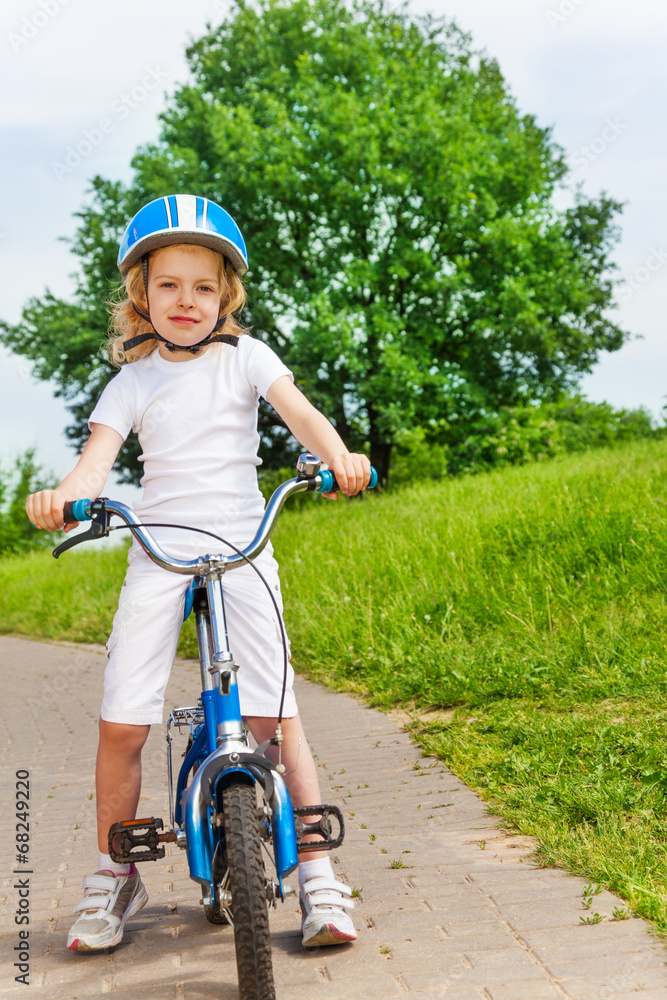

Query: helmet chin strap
[122,255,239,355]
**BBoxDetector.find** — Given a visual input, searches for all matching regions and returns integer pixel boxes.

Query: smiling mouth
[169,316,198,325]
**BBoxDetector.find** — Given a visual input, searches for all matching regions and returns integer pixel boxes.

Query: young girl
[26,194,370,952]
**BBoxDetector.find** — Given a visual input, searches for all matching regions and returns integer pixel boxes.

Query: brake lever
[52,501,112,559]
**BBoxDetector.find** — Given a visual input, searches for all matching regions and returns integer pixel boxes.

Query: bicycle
[53,453,377,1000]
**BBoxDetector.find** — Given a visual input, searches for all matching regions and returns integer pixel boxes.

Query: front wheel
[222,781,275,1000]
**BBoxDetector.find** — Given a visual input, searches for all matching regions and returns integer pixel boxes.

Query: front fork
[183,743,299,899]
[185,576,299,900]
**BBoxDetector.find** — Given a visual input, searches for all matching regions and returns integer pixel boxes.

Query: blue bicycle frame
[169,571,298,909]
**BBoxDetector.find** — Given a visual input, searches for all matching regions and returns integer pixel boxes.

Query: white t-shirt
[89,337,292,543]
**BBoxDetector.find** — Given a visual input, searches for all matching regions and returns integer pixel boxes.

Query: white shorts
[101,543,297,725]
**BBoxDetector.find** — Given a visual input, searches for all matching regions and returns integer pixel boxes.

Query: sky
[0,0,665,504]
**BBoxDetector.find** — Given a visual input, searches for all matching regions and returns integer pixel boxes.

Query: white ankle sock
[97,851,130,876]
[298,856,334,886]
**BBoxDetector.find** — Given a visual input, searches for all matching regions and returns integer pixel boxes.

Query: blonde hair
[107,244,248,366]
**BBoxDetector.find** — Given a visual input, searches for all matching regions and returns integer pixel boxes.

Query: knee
[99,719,150,756]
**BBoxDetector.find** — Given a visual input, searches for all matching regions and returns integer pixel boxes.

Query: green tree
[0,451,58,556]
[3,0,628,485]
[548,395,656,453]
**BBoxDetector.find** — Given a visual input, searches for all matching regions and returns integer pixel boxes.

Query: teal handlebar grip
[317,466,378,493]
[63,499,92,524]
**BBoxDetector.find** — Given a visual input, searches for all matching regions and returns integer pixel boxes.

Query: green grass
[0,544,129,643]
[4,439,667,931]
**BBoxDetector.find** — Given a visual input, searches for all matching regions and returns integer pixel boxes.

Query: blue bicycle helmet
[118,194,248,277]
[118,194,248,355]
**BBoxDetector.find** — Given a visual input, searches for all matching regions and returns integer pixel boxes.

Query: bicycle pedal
[294,804,345,852]
[108,816,174,863]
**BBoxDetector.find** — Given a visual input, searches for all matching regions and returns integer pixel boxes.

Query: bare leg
[245,714,325,861]
[95,720,151,854]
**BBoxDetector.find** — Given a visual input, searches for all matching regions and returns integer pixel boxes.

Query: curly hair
[107,244,248,367]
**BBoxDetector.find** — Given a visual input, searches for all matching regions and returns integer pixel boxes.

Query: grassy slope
[3,440,667,929]
[275,440,667,930]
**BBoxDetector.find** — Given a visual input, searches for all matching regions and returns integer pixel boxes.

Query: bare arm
[265,376,370,496]
[26,423,124,531]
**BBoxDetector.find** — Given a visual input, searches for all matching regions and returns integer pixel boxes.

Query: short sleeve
[88,370,135,441]
[240,337,293,400]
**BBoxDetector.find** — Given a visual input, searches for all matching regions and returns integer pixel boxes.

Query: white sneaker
[300,875,357,947]
[67,866,148,951]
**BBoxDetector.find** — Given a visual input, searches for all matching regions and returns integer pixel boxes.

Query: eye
[159,281,176,288]
[199,284,216,293]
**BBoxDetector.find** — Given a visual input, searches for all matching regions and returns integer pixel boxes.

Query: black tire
[222,781,275,1000]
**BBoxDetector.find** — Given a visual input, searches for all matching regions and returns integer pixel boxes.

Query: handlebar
[55,458,377,573]
[63,499,91,524]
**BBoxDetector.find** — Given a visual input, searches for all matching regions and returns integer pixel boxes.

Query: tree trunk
[369,438,392,489]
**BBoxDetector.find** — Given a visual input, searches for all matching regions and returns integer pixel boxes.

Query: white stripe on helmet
[175,193,198,231]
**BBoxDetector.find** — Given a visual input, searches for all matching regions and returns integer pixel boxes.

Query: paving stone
[587,991,667,1000]
[465,867,568,883]
[394,984,485,999]
[273,981,401,1000]
[502,898,617,931]
[543,947,667,981]
[520,920,657,949]
[418,900,499,921]
[485,983,564,1000]
[485,880,593,905]
[562,965,667,995]
[462,947,536,969]
[532,933,664,963]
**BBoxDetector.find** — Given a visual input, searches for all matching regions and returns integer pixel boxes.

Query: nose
[178,285,196,308]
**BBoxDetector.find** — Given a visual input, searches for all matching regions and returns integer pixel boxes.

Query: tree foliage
[3,0,628,485]
[0,451,58,556]
[390,395,660,482]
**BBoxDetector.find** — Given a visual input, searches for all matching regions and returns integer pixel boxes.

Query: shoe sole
[68,884,149,952]
[302,922,357,948]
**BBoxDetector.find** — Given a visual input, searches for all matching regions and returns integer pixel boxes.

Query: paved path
[1,635,666,999]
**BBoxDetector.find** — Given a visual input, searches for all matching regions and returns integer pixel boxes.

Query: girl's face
[147,245,223,359]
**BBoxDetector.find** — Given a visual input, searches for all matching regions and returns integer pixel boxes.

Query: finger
[44,496,63,532]
[361,455,372,489]
[344,456,364,495]
[354,455,367,493]
[25,495,40,529]
[30,492,50,530]
[34,492,63,532]
[334,466,349,494]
